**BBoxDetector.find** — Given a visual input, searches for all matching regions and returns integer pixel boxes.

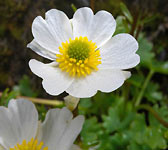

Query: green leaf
[149,104,168,127]
[102,98,135,133]
[145,82,163,103]
[0,88,19,106]
[120,2,133,23]
[78,98,92,115]
[150,61,168,75]
[102,107,121,132]
[137,34,168,75]
[128,142,143,150]
[18,75,38,97]
[130,114,146,145]
[81,117,101,146]
[144,127,167,149]
[127,74,145,87]
[115,16,131,34]
[137,34,155,66]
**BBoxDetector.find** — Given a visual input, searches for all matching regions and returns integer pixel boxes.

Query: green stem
[137,104,168,128]
[130,11,139,36]
[135,25,143,39]
[18,96,64,106]
[135,69,154,106]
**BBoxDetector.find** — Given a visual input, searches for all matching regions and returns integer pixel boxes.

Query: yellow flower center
[56,36,101,77]
[9,138,48,150]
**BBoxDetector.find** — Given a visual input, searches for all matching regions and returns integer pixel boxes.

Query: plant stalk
[137,104,168,128]
[19,96,64,106]
[90,0,95,11]
[135,69,154,106]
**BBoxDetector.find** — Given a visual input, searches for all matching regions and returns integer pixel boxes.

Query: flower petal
[29,59,74,95]
[0,99,38,149]
[27,40,56,60]
[72,7,116,47]
[66,69,130,98]
[39,107,84,150]
[32,9,73,54]
[57,115,84,150]
[71,145,81,150]
[100,33,140,69]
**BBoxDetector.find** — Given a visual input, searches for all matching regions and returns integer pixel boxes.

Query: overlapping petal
[27,40,56,60]
[72,7,116,47]
[100,33,140,69]
[39,107,84,150]
[29,59,74,95]
[66,69,131,98]
[32,9,73,54]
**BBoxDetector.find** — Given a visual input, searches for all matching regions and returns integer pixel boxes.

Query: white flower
[0,99,84,150]
[28,7,140,98]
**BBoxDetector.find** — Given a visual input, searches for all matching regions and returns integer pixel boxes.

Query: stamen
[56,36,101,77]
[9,138,48,150]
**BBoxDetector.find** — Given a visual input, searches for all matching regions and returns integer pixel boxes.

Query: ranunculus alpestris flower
[0,99,84,150]
[28,7,140,98]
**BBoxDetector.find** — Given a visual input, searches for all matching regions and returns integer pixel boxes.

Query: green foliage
[120,2,133,23]
[137,34,168,75]
[145,82,163,103]
[16,75,38,97]
[137,34,155,65]
[0,88,19,106]
[79,96,168,150]
[115,16,131,35]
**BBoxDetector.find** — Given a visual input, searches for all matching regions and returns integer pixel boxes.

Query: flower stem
[130,11,139,36]
[18,96,64,106]
[0,92,64,106]
[90,0,95,11]
[137,104,168,128]
[135,69,154,106]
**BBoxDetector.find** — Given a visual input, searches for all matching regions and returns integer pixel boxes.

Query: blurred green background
[0,0,168,150]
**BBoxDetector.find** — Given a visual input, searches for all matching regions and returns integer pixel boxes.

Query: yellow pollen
[9,138,48,150]
[56,36,101,77]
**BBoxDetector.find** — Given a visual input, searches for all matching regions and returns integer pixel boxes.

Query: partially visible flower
[64,95,80,111]
[0,99,84,150]
[28,7,140,98]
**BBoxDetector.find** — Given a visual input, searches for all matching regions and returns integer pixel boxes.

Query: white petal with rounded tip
[32,9,73,54]
[45,9,73,42]
[66,69,130,98]
[0,99,38,149]
[100,33,140,69]
[38,108,72,149]
[39,107,84,150]
[72,8,93,38]
[72,7,116,47]
[57,115,84,150]
[27,40,56,60]
[29,59,74,95]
